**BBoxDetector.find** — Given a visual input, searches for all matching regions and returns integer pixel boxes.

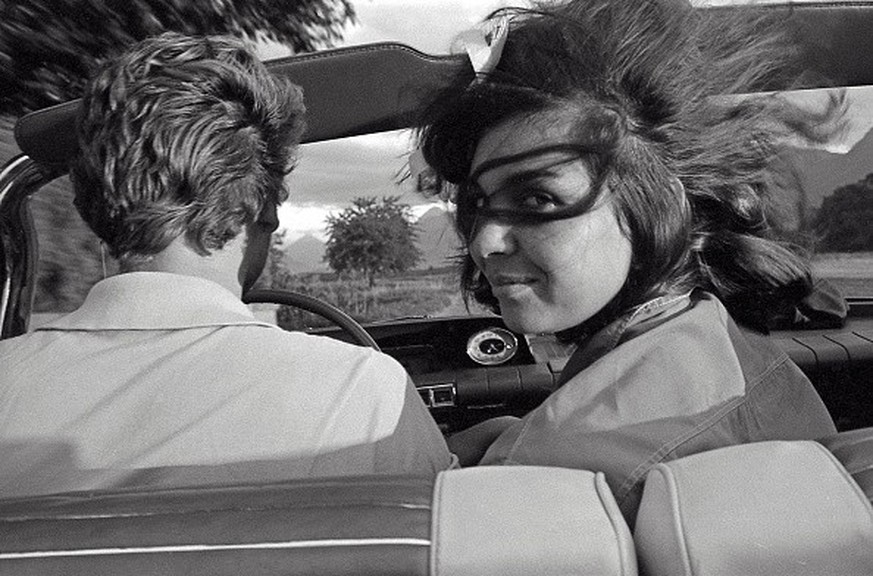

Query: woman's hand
[447,416,521,466]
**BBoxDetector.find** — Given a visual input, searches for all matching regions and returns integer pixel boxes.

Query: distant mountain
[782,126,873,217]
[414,207,462,270]
[283,234,329,274]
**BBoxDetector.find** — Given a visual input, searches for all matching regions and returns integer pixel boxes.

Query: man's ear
[256,202,280,233]
[238,203,279,294]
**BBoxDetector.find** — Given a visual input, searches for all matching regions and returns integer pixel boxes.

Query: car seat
[0,466,637,576]
[634,427,873,576]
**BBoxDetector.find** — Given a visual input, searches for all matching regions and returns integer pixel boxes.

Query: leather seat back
[0,466,636,576]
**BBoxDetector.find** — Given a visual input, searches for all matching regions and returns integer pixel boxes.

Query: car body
[1,1,872,574]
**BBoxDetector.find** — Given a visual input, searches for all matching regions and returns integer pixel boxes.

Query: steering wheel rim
[242,288,381,351]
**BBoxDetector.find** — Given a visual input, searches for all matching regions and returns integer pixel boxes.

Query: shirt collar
[38,272,272,331]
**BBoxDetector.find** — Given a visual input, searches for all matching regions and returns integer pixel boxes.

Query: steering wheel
[242,288,381,351]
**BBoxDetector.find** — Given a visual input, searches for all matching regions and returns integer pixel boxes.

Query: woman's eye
[518,190,558,211]
[465,186,562,215]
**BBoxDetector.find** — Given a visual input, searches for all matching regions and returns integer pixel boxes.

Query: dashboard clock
[466,327,519,366]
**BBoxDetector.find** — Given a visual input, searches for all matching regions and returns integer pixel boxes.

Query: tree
[813,174,873,252]
[0,0,355,116]
[324,196,422,287]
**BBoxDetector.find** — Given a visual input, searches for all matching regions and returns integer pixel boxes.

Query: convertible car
[1,1,872,574]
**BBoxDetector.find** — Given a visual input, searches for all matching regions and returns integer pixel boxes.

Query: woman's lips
[491,276,535,286]
[489,275,537,297]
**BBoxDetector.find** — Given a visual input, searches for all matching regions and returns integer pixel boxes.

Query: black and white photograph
[1,0,872,574]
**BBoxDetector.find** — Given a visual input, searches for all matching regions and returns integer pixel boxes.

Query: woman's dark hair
[70,32,306,261]
[417,0,842,332]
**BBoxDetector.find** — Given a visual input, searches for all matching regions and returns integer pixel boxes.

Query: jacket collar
[557,291,694,386]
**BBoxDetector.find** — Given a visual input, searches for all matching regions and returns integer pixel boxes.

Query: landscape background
[4,108,873,328]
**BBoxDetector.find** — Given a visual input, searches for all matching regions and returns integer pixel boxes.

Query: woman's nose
[469,219,516,259]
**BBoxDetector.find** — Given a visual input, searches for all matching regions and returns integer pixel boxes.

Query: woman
[416,0,840,524]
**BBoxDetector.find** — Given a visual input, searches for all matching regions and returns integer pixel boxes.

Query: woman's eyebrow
[468,143,585,183]
[472,154,579,194]
[487,166,557,192]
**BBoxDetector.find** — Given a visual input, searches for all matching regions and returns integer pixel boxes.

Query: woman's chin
[500,305,591,336]
[500,310,553,335]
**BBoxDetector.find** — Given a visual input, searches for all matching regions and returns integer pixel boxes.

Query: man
[0,33,453,497]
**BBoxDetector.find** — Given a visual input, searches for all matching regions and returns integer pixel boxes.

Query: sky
[269,0,873,241]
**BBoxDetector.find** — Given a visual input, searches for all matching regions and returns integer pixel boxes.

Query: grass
[812,253,873,297]
[268,252,873,332]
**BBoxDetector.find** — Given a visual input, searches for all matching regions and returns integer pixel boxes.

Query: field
[270,268,484,331]
[812,253,873,298]
[26,250,873,332]
[263,252,873,331]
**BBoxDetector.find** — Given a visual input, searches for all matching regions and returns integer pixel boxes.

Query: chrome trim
[0,537,431,560]
[0,154,61,339]
[417,382,457,408]
[466,327,519,366]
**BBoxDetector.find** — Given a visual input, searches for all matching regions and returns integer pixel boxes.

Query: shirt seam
[35,321,277,333]
[37,273,261,332]
[613,355,792,502]
[559,292,694,387]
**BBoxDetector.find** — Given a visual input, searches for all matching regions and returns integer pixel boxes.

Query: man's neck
[120,237,245,297]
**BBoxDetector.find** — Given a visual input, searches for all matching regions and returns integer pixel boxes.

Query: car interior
[1,1,872,574]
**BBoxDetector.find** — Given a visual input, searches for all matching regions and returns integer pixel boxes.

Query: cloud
[342,0,516,53]
[776,87,873,154]
[287,130,422,204]
[277,204,336,241]
[280,130,445,238]
[278,199,447,242]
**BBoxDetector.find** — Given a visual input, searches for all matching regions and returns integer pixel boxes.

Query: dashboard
[311,308,873,433]
[310,316,575,429]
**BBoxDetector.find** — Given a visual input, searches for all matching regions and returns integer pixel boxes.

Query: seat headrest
[431,466,637,576]
[634,440,873,576]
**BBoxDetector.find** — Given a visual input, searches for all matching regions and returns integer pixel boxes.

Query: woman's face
[467,113,633,334]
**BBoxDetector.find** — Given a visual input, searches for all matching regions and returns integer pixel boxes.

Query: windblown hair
[418,0,842,332]
[70,32,306,261]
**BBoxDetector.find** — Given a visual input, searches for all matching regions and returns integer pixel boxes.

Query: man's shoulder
[0,329,62,374]
[247,325,383,356]
[239,325,408,382]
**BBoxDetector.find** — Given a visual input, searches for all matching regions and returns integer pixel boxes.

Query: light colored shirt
[0,272,453,497]
[480,291,836,525]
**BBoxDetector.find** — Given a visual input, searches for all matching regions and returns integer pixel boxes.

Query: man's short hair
[70,32,306,260]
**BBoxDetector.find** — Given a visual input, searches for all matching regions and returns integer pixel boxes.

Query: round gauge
[466,327,519,366]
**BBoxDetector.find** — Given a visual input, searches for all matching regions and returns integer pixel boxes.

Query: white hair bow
[458,16,509,80]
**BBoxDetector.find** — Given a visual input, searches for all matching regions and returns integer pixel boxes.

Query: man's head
[70,32,305,288]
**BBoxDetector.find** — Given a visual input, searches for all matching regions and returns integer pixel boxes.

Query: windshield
[17,1,873,331]
[264,84,873,329]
